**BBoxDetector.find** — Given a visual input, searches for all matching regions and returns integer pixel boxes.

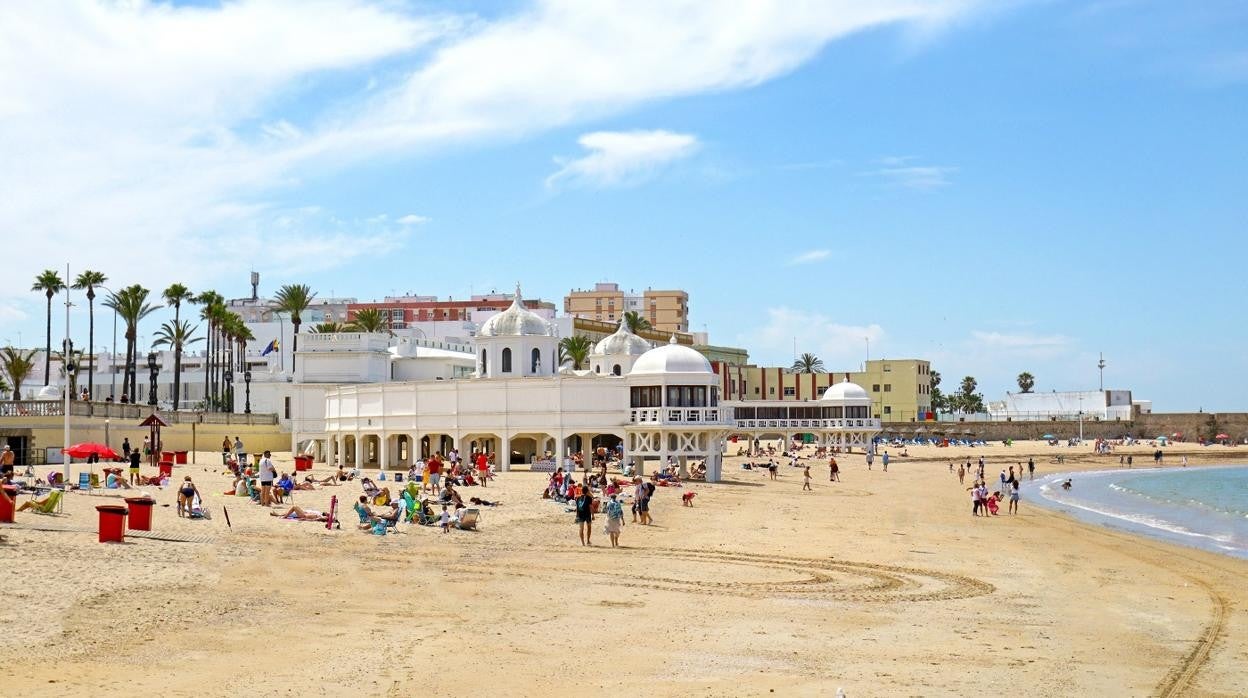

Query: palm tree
[1016,371,1035,393]
[558,335,593,370]
[194,291,223,409]
[347,308,390,334]
[31,269,66,385]
[1,347,38,400]
[623,310,651,334]
[219,312,247,411]
[790,352,825,374]
[162,284,195,409]
[72,270,108,398]
[310,322,346,333]
[273,284,315,371]
[103,285,156,403]
[153,320,201,410]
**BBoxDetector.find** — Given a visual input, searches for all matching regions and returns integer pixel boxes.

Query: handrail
[0,400,278,425]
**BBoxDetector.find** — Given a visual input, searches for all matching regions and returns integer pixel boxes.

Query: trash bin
[174,451,188,465]
[161,451,175,463]
[95,504,128,543]
[124,496,155,531]
[294,455,313,471]
[0,485,17,523]
[158,461,174,478]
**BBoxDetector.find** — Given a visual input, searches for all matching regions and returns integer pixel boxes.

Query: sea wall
[884,412,1248,442]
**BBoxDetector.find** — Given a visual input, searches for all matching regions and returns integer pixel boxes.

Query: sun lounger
[455,508,480,530]
[22,490,63,515]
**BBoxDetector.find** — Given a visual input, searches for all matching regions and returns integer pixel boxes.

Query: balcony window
[883,384,891,392]
[782,387,795,397]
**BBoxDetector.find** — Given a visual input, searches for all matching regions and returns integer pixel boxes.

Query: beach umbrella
[1041,433,1055,440]
[64,442,121,460]
[1215,433,1230,440]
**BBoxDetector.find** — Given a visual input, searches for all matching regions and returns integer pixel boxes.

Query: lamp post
[244,370,252,414]
[147,351,159,407]
[105,418,110,449]
[223,368,234,414]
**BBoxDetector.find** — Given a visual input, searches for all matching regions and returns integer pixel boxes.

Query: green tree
[929,370,947,414]
[558,334,593,370]
[955,375,985,413]
[72,270,108,398]
[153,320,202,410]
[311,322,347,333]
[623,310,651,334]
[162,284,195,409]
[50,347,85,398]
[347,308,391,333]
[194,291,224,410]
[103,285,157,403]
[273,284,316,370]
[31,269,66,385]
[1016,371,1035,393]
[790,352,825,374]
[1,347,39,399]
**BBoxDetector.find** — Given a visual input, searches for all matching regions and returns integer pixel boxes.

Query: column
[354,433,363,469]
[379,433,388,472]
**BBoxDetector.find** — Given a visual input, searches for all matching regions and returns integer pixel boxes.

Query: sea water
[1026,465,1248,560]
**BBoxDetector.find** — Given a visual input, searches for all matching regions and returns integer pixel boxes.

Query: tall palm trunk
[43,291,52,385]
[171,303,181,410]
[204,318,213,410]
[86,288,96,399]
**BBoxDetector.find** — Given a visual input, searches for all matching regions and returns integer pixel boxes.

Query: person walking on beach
[1008,479,1020,515]
[128,447,141,486]
[476,451,490,487]
[1127,455,1133,468]
[830,458,840,482]
[258,450,276,507]
[575,487,594,545]
[958,463,966,485]
[122,437,131,461]
[1027,458,1035,480]
[969,482,981,517]
[866,452,873,470]
[604,493,624,548]
[803,465,812,491]
[440,504,450,533]
[233,436,245,468]
[882,451,889,472]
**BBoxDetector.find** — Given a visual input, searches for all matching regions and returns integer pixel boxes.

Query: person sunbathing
[439,482,464,508]
[295,476,317,491]
[469,497,499,506]
[270,505,328,522]
[105,472,132,489]
[316,466,348,485]
[16,492,60,511]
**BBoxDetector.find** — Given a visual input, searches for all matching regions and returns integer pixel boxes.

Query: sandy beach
[2,440,1246,696]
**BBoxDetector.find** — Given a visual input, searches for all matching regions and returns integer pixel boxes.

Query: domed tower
[623,336,732,482]
[589,318,651,376]
[817,374,878,451]
[474,284,557,379]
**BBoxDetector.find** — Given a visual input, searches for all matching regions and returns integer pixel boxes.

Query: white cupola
[473,284,557,378]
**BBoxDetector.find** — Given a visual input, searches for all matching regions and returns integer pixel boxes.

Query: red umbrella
[1215,433,1230,440]
[64,442,121,460]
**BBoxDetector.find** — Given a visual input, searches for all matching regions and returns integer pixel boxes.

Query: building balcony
[629,407,734,426]
[299,332,391,353]
[733,418,881,430]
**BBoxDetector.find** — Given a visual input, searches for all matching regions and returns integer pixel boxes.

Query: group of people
[962,460,1022,516]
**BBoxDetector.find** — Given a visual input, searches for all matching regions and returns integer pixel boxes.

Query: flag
[261,339,279,356]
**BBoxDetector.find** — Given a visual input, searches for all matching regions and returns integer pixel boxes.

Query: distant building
[988,390,1135,422]
[713,359,934,422]
[564,282,689,333]
[347,293,555,330]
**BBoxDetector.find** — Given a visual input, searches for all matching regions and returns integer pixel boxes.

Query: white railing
[630,407,733,426]
[734,418,881,430]
[300,333,391,352]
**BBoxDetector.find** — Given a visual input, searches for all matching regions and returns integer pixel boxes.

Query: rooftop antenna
[250,271,259,301]
[1097,352,1106,391]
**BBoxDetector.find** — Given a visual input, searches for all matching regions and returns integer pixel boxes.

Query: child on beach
[440,504,450,533]
[803,465,812,491]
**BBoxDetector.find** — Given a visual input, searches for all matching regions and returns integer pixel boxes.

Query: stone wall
[884,412,1248,442]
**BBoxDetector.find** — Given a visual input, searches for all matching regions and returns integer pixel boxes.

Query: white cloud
[743,307,884,368]
[0,0,998,322]
[397,214,431,225]
[865,156,957,189]
[788,249,831,265]
[969,330,1073,357]
[545,130,699,189]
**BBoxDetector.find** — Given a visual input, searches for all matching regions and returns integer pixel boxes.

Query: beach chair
[455,508,480,531]
[24,490,64,515]
[77,472,92,493]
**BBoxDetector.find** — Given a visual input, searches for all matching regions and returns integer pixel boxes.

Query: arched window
[531,348,541,373]
[480,349,487,374]
[594,365,600,374]
[612,364,621,376]
[501,347,512,373]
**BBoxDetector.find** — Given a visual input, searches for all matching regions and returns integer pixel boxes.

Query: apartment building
[564,282,690,333]
[712,359,934,422]
[347,294,556,330]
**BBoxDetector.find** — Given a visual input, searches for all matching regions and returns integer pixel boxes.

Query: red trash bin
[124,496,155,531]
[158,461,174,478]
[0,485,16,523]
[95,504,128,543]
[294,455,312,471]
[174,451,188,465]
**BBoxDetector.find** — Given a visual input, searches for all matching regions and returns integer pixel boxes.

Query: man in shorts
[128,448,142,485]
[258,450,276,507]
[0,445,14,481]
[426,455,442,497]
[575,486,594,545]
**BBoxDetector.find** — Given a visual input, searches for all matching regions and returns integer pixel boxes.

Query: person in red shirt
[426,455,443,496]
[476,451,490,487]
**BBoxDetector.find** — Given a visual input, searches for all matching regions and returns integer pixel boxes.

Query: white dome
[821,380,870,402]
[630,336,712,375]
[593,318,651,356]
[478,285,551,338]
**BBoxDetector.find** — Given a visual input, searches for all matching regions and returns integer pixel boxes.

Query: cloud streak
[546,130,699,189]
[788,249,831,265]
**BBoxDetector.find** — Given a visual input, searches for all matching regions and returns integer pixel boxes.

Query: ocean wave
[1038,490,1239,546]
[1107,481,1248,519]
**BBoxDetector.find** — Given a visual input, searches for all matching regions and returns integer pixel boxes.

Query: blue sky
[1,0,1245,410]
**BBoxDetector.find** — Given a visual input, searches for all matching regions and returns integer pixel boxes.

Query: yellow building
[564,282,689,333]
[712,359,933,422]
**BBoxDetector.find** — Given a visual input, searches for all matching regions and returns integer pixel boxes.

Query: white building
[987,389,1136,422]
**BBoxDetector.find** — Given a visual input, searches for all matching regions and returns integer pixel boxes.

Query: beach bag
[372,521,388,536]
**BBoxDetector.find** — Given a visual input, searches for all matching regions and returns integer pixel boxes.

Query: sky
[1,0,1245,411]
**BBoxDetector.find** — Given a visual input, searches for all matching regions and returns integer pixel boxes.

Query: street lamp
[147,351,159,406]
[244,370,252,414]
[223,368,234,413]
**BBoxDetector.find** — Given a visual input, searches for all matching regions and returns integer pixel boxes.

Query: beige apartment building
[712,359,934,422]
[564,282,690,333]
